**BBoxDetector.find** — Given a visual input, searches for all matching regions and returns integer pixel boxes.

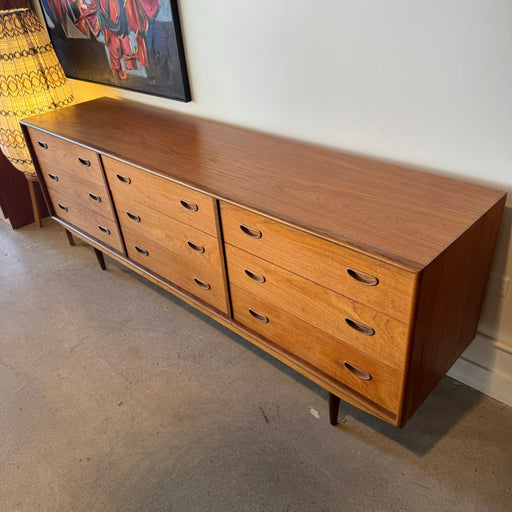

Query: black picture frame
[39,0,191,102]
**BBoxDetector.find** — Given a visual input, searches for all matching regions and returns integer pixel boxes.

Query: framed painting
[39,0,191,102]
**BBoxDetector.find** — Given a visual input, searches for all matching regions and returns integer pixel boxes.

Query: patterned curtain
[0,8,73,176]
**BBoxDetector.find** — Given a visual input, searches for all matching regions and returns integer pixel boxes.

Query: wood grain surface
[47,188,124,253]
[231,285,402,412]
[225,244,409,370]
[103,155,218,236]
[45,166,115,220]
[115,198,223,272]
[399,197,507,426]
[122,227,229,314]
[28,128,105,186]
[220,201,416,322]
[21,98,506,268]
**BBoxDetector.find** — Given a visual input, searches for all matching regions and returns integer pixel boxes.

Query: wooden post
[26,175,42,228]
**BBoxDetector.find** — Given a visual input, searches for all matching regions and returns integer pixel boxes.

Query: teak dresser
[21,98,506,428]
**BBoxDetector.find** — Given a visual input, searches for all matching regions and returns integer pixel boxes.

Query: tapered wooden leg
[329,392,340,426]
[26,176,42,228]
[94,248,106,270]
[65,229,75,246]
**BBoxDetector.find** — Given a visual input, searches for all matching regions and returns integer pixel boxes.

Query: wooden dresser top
[22,97,506,269]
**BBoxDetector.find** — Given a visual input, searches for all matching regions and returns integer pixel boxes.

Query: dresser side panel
[400,196,507,426]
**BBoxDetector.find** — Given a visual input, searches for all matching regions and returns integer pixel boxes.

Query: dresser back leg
[94,248,106,270]
[65,229,75,246]
[329,392,340,425]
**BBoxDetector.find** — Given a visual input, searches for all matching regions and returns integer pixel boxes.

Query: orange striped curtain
[0,8,73,176]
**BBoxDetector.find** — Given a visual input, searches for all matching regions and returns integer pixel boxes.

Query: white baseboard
[447,333,512,406]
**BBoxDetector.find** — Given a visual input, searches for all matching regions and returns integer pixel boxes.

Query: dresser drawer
[27,128,105,186]
[115,197,223,274]
[103,156,218,236]
[231,285,402,413]
[220,202,416,322]
[47,189,124,253]
[44,166,115,220]
[122,231,228,314]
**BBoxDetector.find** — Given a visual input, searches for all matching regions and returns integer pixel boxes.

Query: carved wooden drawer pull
[48,173,58,181]
[37,141,48,149]
[98,225,110,235]
[135,245,149,256]
[88,192,101,202]
[347,267,379,286]
[57,203,68,212]
[187,240,205,253]
[116,173,131,184]
[248,308,269,323]
[180,199,198,212]
[193,277,211,290]
[345,317,375,336]
[78,157,91,167]
[240,224,262,239]
[344,361,372,380]
[126,211,141,222]
[244,268,266,283]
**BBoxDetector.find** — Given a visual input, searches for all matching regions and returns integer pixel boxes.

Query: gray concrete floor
[1,219,511,512]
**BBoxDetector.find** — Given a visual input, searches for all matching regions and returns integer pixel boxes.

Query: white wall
[47,1,512,403]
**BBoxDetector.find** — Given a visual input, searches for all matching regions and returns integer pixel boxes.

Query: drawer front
[28,128,105,186]
[115,197,223,273]
[225,244,408,370]
[44,166,115,220]
[103,156,218,235]
[48,189,124,253]
[122,230,228,314]
[220,202,416,322]
[231,285,402,413]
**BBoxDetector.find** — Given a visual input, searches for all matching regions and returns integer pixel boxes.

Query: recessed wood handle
[248,308,269,323]
[98,225,110,235]
[88,192,101,202]
[180,199,198,212]
[193,277,211,290]
[57,203,68,212]
[116,173,131,184]
[135,245,149,256]
[347,268,379,286]
[47,173,58,181]
[244,268,266,283]
[187,240,205,253]
[126,211,141,222]
[78,157,91,167]
[344,361,372,380]
[37,141,48,149]
[345,317,375,336]
[240,224,262,239]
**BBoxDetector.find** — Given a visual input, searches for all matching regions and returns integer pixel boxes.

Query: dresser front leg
[328,392,340,426]
[94,248,106,270]
[65,229,75,246]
